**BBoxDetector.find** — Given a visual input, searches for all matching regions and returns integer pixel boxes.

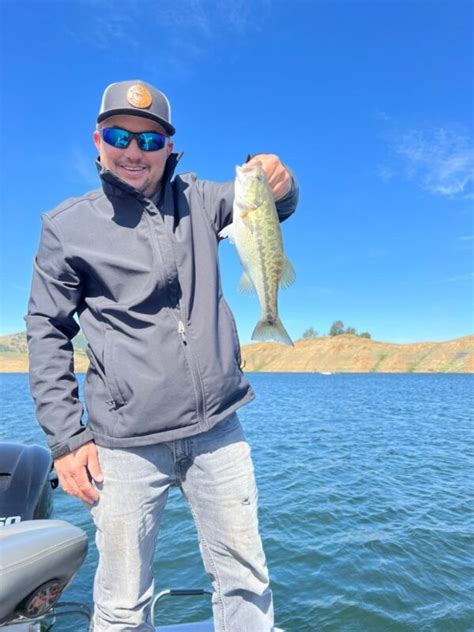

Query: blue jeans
[90,413,274,631]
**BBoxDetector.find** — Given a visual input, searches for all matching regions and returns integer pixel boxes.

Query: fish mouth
[235,162,266,211]
[235,165,247,183]
[242,160,263,171]
[236,161,264,177]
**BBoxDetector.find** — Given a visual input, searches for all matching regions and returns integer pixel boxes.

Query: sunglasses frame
[100,127,169,152]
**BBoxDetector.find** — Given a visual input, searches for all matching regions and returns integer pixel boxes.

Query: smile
[120,166,146,172]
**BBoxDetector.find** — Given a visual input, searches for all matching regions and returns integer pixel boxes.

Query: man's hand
[54,441,103,504]
[247,154,292,201]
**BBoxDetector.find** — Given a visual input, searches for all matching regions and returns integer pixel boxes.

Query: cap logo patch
[127,85,153,109]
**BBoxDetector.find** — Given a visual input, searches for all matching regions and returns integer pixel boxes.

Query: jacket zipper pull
[177,320,187,344]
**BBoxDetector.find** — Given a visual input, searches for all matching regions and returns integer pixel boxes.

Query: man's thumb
[87,446,103,483]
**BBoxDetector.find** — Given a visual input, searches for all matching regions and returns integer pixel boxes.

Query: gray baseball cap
[97,80,176,136]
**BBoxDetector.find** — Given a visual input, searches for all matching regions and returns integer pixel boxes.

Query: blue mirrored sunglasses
[100,127,168,152]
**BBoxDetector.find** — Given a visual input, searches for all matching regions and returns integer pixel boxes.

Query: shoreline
[1,334,473,374]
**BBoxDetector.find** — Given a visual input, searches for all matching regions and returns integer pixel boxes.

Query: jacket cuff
[50,426,95,460]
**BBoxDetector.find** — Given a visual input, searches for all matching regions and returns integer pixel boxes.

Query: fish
[219,160,295,346]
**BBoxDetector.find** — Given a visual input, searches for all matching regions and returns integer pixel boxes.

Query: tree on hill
[329,320,344,336]
[329,320,372,339]
[302,327,318,339]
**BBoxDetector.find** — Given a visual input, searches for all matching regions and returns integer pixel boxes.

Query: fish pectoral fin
[280,255,296,288]
[241,213,258,238]
[238,271,256,295]
[218,223,235,243]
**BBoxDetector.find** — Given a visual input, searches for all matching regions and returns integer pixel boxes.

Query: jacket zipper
[143,204,205,424]
[177,320,186,342]
[175,316,207,420]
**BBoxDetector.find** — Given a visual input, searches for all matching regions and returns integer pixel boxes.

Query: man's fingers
[57,469,85,501]
[58,469,98,504]
[247,153,291,201]
[71,467,99,504]
[87,446,103,483]
[268,170,291,201]
[54,442,101,504]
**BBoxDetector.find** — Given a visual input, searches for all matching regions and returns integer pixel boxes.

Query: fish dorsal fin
[280,255,296,288]
[238,271,256,294]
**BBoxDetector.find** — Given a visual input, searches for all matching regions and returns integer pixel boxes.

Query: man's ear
[93,130,101,152]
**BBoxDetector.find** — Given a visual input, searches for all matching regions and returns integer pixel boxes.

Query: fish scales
[250,202,282,321]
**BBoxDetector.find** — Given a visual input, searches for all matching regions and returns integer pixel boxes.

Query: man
[25,80,298,631]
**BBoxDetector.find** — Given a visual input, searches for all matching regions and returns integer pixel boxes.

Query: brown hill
[0,330,89,373]
[241,334,474,373]
[0,332,473,373]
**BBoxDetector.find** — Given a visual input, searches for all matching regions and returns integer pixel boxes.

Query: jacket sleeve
[24,214,94,459]
[196,164,299,236]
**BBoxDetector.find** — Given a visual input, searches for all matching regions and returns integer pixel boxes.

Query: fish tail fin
[252,316,294,347]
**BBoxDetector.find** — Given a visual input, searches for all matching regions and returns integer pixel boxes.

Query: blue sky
[1,0,473,343]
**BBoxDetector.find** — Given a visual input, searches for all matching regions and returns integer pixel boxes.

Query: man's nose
[123,138,143,159]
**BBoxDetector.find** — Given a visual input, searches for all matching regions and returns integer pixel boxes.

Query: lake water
[1,372,473,631]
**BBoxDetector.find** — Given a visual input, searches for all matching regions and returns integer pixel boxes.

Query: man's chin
[118,172,149,193]
[109,166,158,197]
[127,178,147,191]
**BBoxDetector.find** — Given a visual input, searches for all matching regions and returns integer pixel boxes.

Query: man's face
[93,114,174,197]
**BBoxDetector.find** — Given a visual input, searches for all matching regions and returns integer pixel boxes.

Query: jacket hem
[90,389,256,449]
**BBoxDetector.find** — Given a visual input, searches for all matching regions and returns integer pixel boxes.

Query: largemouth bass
[219,161,295,346]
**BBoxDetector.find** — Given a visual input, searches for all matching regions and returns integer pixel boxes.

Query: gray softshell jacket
[25,153,298,459]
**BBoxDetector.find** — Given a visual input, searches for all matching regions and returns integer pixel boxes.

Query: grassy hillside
[241,334,474,373]
[1,331,473,373]
[0,330,89,373]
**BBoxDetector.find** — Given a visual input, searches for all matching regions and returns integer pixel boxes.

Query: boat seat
[0,519,88,623]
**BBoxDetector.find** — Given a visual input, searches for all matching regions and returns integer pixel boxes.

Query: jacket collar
[97,152,183,200]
